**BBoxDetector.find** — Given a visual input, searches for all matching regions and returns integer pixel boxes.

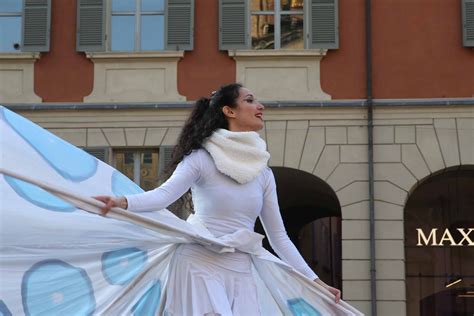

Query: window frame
[107,0,167,52]
[250,0,306,49]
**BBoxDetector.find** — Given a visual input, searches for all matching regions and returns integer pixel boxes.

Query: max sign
[416,228,474,246]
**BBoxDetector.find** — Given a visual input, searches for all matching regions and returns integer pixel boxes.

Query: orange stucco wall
[321,0,474,99]
[370,0,474,98]
[177,0,236,100]
[320,0,367,100]
[34,0,93,102]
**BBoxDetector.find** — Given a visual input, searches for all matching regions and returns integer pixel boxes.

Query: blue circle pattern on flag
[132,280,162,316]
[3,108,97,182]
[101,247,148,285]
[288,298,323,316]
[4,175,76,212]
[21,260,96,316]
[1,107,155,314]
[0,300,12,316]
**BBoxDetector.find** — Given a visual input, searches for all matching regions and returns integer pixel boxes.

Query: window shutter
[462,0,474,47]
[307,0,339,49]
[158,146,175,183]
[21,0,51,52]
[219,0,248,50]
[83,147,110,163]
[166,0,194,50]
[76,0,105,52]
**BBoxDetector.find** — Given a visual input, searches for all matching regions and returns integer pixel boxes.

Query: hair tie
[209,90,217,108]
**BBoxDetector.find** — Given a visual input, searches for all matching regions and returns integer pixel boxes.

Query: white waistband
[186,214,265,255]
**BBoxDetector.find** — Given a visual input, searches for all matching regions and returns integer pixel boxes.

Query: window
[113,146,193,219]
[77,0,194,52]
[0,0,50,53]
[113,149,160,191]
[0,0,22,52]
[219,0,338,50]
[462,0,474,47]
[250,0,304,49]
[110,0,165,51]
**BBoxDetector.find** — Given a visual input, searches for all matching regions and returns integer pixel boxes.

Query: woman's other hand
[314,278,341,304]
[92,196,128,216]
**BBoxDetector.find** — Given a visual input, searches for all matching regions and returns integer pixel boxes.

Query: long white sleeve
[124,150,202,212]
[259,167,318,280]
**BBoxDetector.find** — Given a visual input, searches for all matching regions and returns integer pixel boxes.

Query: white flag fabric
[0,106,364,315]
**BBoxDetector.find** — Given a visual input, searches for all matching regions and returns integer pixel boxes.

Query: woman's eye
[246,99,254,103]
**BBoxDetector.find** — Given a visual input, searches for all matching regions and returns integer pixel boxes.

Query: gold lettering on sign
[458,228,474,246]
[439,229,457,246]
[416,228,438,246]
[416,228,474,246]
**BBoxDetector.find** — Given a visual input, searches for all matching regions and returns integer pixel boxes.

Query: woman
[94,83,341,315]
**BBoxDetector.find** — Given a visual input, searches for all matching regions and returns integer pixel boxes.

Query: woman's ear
[222,105,236,119]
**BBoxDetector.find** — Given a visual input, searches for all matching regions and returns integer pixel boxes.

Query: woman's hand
[314,278,341,304]
[92,195,128,216]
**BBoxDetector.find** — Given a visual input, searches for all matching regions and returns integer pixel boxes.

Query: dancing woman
[94,83,342,315]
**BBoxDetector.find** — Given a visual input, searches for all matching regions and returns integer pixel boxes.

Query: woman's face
[224,87,265,132]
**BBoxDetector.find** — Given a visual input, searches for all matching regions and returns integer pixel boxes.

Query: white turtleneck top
[125,148,318,280]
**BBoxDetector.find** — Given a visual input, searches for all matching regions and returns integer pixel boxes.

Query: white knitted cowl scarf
[202,128,271,184]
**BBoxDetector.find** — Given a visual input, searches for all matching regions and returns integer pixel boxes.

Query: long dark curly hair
[161,82,243,181]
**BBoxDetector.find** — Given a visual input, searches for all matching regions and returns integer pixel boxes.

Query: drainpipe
[365,0,377,314]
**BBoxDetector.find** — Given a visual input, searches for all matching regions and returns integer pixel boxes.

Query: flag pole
[0,168,227,248]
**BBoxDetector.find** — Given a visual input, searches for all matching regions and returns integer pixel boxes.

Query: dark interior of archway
[404,167,474,316]
[253,167,342,288]
[254,166,341,245]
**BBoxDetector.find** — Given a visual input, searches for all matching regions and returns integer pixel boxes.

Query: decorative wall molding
[0,53,41,103]
[84,52,186,103]
[229,49,331,101]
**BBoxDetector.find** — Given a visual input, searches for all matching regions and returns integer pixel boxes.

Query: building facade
[1,0,474,315]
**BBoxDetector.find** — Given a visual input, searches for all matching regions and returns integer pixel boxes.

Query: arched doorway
[404,166,474,316]
[255,167,342,290]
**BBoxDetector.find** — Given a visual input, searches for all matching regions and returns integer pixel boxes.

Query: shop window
[405,167,474,316]
[113,149,160,191]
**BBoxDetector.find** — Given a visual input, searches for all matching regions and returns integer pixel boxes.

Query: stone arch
[404,165,474,316]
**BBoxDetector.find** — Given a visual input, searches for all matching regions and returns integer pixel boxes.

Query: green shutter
[307,0,338,49]
[76,0,105,52]
[83,147,110,163]
[21,0,51,52]
[158,146,175,183]
[219,0,248,50]
[166,0,194,50]
[462,0,474,47]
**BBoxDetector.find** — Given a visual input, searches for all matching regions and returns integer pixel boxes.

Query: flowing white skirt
[164,244,259,316]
